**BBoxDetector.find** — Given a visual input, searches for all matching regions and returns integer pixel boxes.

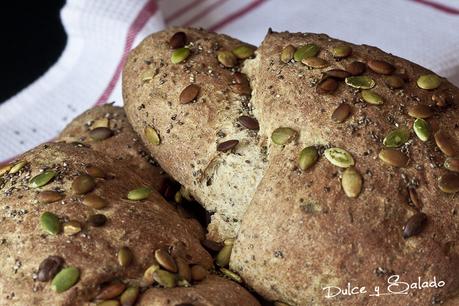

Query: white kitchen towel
[1,0,458,162]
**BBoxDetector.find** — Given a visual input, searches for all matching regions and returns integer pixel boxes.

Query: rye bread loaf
[123,27,459,305]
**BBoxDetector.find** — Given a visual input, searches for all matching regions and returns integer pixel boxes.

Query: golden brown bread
[123,27,459,305]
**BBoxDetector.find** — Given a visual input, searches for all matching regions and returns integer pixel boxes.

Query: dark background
[0,1,67,103]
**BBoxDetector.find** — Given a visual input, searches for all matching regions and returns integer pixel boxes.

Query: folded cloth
[0,0,458,162]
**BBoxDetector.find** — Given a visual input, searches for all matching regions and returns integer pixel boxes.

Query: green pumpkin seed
[96,301,120,306]
[413,119,430,142]
[174,191,182,204]
[82,194,107,209]
[72,174,96,195]
[155,248,177,272]
[30,170,57,188]
[120,287,139,306]
[331,45,352,58]
[51,267,80,293]
[293,44,319,62]
[301,57,328,68]
[417,74,441,90]
[444,157,459,173]
[298,146,319,170]
[153,269,177,288]
[217,50,237,68]
[232,45,254,59]
[171,47,190,64]
[127,187,152,201]
[40,212,61,235]
[118,247,133,267]
[143,263,160,285]
[145,126,160,145]
[216,242,233,267]
[361,90,384,105]
[345,76,375,89]
[271,127,297,145]
[378,149,408,167]
[63,220,82,236]
[438,172,459,193]
[280,45,295,63]
[9,161,27,174]
[324,148,354,168]
[342,167,363,198]
[96,282,126,300]
[220,267,242,283]
[383,128,410,147]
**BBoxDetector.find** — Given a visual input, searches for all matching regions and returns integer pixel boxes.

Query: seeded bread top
[230,30,459,305]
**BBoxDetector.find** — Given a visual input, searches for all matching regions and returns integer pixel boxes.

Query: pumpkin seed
[378,149,408,167]
[216,243,233,267]
[82,194,107,209]
[9,161,27,174]
[331,103,351,123]
[0,164,12,176]
[90,127,113,141]
[232,45,254,59]
[231,83,251,96]
[302,57,328,69]
[141,70,154,82]
[85,165,106,178]
[217,139,239,152]
[331,45,352,58]
[177,279,191,288]
[155,248,177,272]
[220,267,242,283]
[171,47,190,64]
[190,265,208,281]
[201,239,223,253]
[408,188,421,209]
[217,50,237,68]
[88,214,107,227]
[127,187,152,201]
[361,90,383,105]
[271,127,297,145]
[342,167,363,198]
[234,72,249,85]
[174,191,182,204]
[118,247,133,267]
[280,45,295,63]
[37,256,64,282]
[324,69,350,79]
[92,118,109,129]
[345,61,366,76]
[224,238,235,246]
[96,301,119,306]
[38,191,64,204]
[444,157,459,172]
[30,170,56,188]
[324,148,354,168]
[438,172,459,193]
[120,287,139,306]
[169,31,187,49]
[293,44,320,62]
[63,220,82,236]
[176,257,191,282]
[383,128,410,147]
[40,212,61,235]
[97,282,126,300]
[367,60,394,75]
[407,104,433,119]
[298,146,319,170]
[384,75,404,89]
[238,115,259,130]
[143,263,160,285]
[153,269,177,288]
[413,119,430,142]
[51,267,80,293]
[180,84,200,104]
[316,77,338,94]
[145,126,160,145]
[417,74,441,90]
[345,76,375,89]
[72,174,96,195]
[403,213,427,239]
[434,130,456,157]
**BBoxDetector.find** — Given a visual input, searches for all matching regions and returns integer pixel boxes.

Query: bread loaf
[123,28,459,305]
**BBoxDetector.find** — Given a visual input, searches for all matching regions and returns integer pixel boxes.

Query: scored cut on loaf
[123,27,459,305]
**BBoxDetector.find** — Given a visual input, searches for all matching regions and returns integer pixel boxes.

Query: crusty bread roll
[123,27,459,305]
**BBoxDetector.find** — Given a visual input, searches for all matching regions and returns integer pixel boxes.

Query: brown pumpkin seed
[408,188,421,209]
[280,45,295,63]
[342,167,363,198]
[120,287,139,306]
[217,140,239,152]
[153,269,177,288]
[417,74,441,90]
[438,172,459,193]
[298,146,319,171]
[190,265,208,281]
[88,214,107,227]
[169,32,187,49]
[345,61,366,76]
[201,239,223,253]
[118,247,133,267]
[234,72,249,85]
[378,149,409,167]
[445,157,459,173]
[145,126,160,145]
[434,130,456,157]
[179,84,200,104]
[90,127,113,141]
[403,213,427,239]
[407,104,433,119]
[97,282,126,300]
[155,248,177,272]
[217,51,237,68]
[0,164,12,176]
[238,116,259,130]
[316,77,338,94]
[367,60,395,75]
[384,75,404,89]
[302,57,328,69]
[331,103,351,123]
[63,220,82,236]
[82,194,107,209]
[331,45,352,58]
[37,256,64,282]
[176,257,191,282]
[324,69,350,79]
[232,45,255,59]
[72,174,96,195]
[38,191,64,204]
[143,263,160,285]
[231,83,251,96]
[85,165,106,178]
